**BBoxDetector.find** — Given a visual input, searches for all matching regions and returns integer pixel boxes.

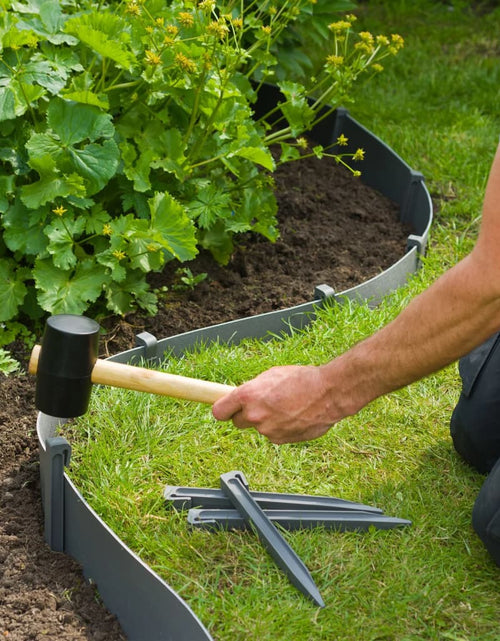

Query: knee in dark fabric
[450,332,500,473]
[472,458,500,567]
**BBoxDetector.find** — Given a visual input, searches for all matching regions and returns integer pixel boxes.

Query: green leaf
[24,100,120,198]
[231,146,275,171]
[64,13,136,71]
[148,127,188,181]
[22,57,67,94]
[104,272,157,316]
[0,258,29,321]
[199,221,233,265]
[84,204,111,235]
[128,238,165,272]
[34,258,109,315]
[45,215,86,269]
[279,143,301,163]
[0,80,45,121]
[188,185,232,230]
[25,131,60,162]
[47,98,114,144]
[2,26,39,49]
[0,348,21,376]
[62,90,109,110]
[65,139,120,195]
[96,251,127,283]
[277,81,315,136]
[21,172,85,208]
[120,140,153,192]
[0,175,15,212]
[121,191,149,219]
[148,192,198,262]
[0,87,16,121]
[3,199,49,255]
[39,0,64,33]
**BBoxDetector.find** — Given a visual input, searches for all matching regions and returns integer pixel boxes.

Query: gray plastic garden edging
[36,98,433,641]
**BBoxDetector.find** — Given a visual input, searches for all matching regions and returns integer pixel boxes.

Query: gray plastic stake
[164,485,383,514]
[188,508,412,532]
[220,471,325,608]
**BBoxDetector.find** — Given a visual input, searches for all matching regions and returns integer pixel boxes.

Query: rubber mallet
[29,314,235,418]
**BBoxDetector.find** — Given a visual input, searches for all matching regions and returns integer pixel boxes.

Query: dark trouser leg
[472,458,500,567]
[450,332,500,473]
[449,332,500,566]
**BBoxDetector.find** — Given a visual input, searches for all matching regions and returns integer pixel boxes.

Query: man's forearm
[323,250,500,418]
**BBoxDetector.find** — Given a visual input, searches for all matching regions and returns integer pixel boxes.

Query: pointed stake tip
[312,593,326,608]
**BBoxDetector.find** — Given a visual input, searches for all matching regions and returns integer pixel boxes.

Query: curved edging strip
[36,105,433,640]
[37,415,214,641]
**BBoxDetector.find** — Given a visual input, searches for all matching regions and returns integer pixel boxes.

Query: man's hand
[212,364,341,444]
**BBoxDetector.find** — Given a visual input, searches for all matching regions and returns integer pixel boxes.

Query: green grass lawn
[67,2,500,639]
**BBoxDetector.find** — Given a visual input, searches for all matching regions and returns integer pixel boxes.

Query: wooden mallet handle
[29,345,235,405]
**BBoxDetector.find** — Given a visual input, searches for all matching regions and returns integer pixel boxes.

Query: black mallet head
[31,314,100,418]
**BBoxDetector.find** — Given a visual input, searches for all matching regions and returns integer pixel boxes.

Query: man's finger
[212,391,242,421]
[230,410,254,430]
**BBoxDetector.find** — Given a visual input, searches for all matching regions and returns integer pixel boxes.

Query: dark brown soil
[0,153,411,640]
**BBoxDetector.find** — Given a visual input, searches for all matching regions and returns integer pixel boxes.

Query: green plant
[0,0,403,322]
[173,266,207,291]
[0,347,20,374]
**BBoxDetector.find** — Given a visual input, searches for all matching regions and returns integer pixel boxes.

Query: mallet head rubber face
[35,314,100,418]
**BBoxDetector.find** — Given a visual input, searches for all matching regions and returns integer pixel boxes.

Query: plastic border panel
[36,104,433,640]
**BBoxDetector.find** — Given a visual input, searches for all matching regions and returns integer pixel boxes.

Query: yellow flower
[353,148,365,161]
[391,33,404,47]
[359,31,374,44]
[261,25,272,35]
[207,20,229,39]
[372,63,384,73]
[328,20,351,33]
[112,250,126,260]
[52,205,67,216]
[155,17,164,26]
[198,0,215,11]
[389,33,405,54]
[355,41,374,55]
[326,54,344,68]
[178,11,194,27]
[102,224,112,236]
[231,17,243,29]
[352,170,361,177]
[336,134,348,146]
[376,35,390,46]
[125,1,141,16]
[296,137,308,150]
[166,25,179,36]
[145,49,162,65]
[175,52,197,73]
